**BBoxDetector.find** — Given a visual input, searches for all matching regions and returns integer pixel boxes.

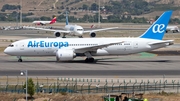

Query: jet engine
[56,49,76,61]
[89,32,96,37]
[54,31,61,37]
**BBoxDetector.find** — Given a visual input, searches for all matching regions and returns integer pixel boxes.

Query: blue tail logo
[140,10,173,40]
[152,24,165,33]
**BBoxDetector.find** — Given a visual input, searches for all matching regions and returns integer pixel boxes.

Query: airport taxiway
[0,55,180,77]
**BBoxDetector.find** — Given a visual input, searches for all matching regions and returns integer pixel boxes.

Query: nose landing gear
[78,36,83,38]
[18,59,22,62]
[17,56,22,62]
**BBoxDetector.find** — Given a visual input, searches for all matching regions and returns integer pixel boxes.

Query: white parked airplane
[26,12,118,38]
[32,16,56,26]
[166,25,180,33]
[4,11,174,63]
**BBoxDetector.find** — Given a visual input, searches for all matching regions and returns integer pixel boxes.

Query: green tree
[90,3,98,11]
[74,12,77,15]
[23,78,35,98]
[155,16,160,21]
[82,4,88,10]
[40,16,51,20]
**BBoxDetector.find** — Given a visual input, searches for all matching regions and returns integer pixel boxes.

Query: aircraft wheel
[89,58,94,63]
[85,58,94,63]
[18,59,22,62]
[85,58,89,63]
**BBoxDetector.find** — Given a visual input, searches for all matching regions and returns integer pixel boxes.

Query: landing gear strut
[56,55,59,62]
[17,56,22,62]
[84,52,94,63]
[62,34,66,38]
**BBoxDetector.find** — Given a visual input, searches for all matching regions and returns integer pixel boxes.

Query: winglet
[139,10,173,40]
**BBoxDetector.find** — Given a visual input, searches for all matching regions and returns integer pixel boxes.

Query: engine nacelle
[54,31,61,37]
[56,49,76,61]
[89,32,96,37]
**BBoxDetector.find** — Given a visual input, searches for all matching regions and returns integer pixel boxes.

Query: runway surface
[0,70,180,76]
[0,55,180,77]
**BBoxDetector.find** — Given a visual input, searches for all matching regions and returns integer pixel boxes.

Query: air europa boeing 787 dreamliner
[4,11,174,63]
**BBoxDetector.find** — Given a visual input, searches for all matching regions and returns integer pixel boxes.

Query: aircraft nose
[4,48,11,55]
[79,31,83,35]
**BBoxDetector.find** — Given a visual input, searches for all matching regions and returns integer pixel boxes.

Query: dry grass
[145,92,180,101]
[0,47,5,52]
[0,93,103,101]
[0,92,180,101]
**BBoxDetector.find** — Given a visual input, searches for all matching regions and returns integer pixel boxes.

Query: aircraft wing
[23,26,71,33]
[148,40,174,45]
[83,27,118,33]
[40,22,46,25]
[74,41,124,53]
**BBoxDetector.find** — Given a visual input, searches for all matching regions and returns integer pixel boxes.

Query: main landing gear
[84,52,95,63]
[17,56,22,62]
[62,34,66,38]
[85,58,94,63]
[78,36,83,38]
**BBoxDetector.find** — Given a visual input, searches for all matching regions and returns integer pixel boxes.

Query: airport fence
[0,77,180,94]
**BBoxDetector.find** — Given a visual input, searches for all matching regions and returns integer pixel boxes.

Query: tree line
[1,1,180,24]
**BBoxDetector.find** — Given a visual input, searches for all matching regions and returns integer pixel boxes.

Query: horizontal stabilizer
[148,40,174,45]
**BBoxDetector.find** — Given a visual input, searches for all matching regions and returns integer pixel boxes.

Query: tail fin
[50,17,56,24]
[66,11,69,25]
[140,10,173,40]
[91,24,95,28]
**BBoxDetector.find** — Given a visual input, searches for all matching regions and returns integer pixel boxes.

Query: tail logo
[152,24,165,33]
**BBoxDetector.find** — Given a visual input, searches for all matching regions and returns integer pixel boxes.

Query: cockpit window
[77,29,83,31]
[8,44,14,47]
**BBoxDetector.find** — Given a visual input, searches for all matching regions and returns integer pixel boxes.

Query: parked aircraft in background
[166,25,180,33]
[25,12,118,38]
[32,17,56,26]
[4,11,174,63]
[3,26,12,30]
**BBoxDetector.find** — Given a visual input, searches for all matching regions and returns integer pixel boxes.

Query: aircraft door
[19,42,25,50]
[133,42,138,48]
[124,41,132,50]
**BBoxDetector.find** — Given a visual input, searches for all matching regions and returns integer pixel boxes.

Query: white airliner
[166,25,180,33]
[4,11,174,63]
[26,12,118,38]
[32,17,56,26]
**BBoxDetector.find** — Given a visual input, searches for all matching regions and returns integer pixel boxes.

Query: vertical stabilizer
[50,16,56,24]
[140,11,173,40]
[66,11,69,25]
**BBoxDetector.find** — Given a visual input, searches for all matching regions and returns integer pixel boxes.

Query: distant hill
[0,0,180,21]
